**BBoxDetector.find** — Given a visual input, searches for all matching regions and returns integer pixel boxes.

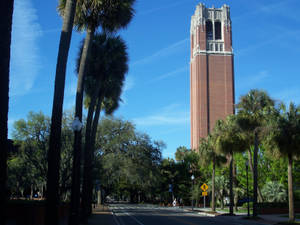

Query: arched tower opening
[206,20,213,40]
[214,21,222,40]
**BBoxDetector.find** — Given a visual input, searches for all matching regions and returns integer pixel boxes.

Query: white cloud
[123,75,135,92]
[151,65,189,83]
[238,70,270,89]
[131,38,189,66]
[133,103,189,126]
[10,0,42,96]
[139,1,189,15]
[232,0,290,22]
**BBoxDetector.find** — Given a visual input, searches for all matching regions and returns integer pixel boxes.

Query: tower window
[215,21,222,40]
[206,20,213,40]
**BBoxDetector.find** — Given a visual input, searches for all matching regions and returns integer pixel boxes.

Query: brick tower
[190,3,235,150]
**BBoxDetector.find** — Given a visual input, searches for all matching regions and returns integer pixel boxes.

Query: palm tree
[208,175,228,209]
[58,1,135,223]
[79,33,128,219]
[237,89,274,217]
[58,0,135,151]
[214,115,248,215]
[263,102,300,222]
[0,1,14,224]
[46,1,77,224]
[198,135,226,212]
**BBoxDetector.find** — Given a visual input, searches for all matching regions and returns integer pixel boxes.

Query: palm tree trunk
[46,1,77,224]
[69,78,98,225]
[220,194,224,209]
[288,153,295,222]
[70,26,94,223]
[68,130,82,225]
[247,149,263,202]
[81,89,99,219]
[233,159,238,212]
[211,156,216,211]
[90,96,104,156]
[85,96,104,216]
[253,131,258,217]
[0,1,14,224]
[229,153,234,215]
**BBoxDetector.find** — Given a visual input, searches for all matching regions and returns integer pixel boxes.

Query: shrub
[262,181,287,203]
[242,201,253,209]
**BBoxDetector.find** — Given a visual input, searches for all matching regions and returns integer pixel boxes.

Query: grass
[280,214,300,219]
[216,207,253,214]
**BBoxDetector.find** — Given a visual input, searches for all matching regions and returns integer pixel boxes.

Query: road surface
[110,204,268,225]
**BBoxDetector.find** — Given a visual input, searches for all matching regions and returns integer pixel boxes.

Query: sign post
[201,183,209,208]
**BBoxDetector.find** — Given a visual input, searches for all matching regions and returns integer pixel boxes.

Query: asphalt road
[110,204,268,225]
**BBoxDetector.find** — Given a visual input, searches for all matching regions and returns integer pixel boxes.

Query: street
[110,204,267,225]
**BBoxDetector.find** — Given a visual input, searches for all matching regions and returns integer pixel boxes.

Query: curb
[183,209,218,217]
[197,212,216,217]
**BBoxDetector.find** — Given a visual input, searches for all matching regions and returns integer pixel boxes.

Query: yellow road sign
[201,183,208,191]
[202,191,207,196]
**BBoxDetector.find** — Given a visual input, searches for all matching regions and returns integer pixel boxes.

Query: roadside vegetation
[6,90,300,224]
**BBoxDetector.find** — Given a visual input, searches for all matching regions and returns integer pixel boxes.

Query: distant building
[190,3,235,150]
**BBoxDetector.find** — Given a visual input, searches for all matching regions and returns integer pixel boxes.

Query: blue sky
[9,0,300,158]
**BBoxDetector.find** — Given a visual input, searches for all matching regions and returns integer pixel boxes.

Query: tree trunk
[68,130,82,225]
[80,89,98,217]
[211,156,216,211]
[85,96,104,216]
[253,131,258,217]
[41,185,44,199]
[229,153,234,215]
[0,1,14,224]
[247,149,263,202]
[69,73,98,225]
[30,184,33,199]
[233,158,238,212]
[78,27,95,222]
[90,96,104,151]
[220,195,224,209]
[288,154,295,222]
[46,1,77,224]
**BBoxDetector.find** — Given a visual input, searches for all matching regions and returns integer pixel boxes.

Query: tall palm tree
[46,1,77,224]
[237,89,274,217]
[0,1,14,224]
[58,0,135,223]
[79,33,128,219]
[198,135,226,212]
[214,115,248,215]
[263,103,300,222]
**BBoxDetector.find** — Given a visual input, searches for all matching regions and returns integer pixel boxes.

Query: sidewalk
[185,206,300,224]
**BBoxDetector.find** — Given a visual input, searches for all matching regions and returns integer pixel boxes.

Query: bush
[294,189,300,201]
[257,202,300,209]
[262,181,287,203]
[242,201,253,209]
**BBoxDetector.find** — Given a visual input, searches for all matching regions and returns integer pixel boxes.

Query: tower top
[190,3,231,35]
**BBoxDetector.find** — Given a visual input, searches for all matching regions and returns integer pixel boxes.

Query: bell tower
[190,3,235,150]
